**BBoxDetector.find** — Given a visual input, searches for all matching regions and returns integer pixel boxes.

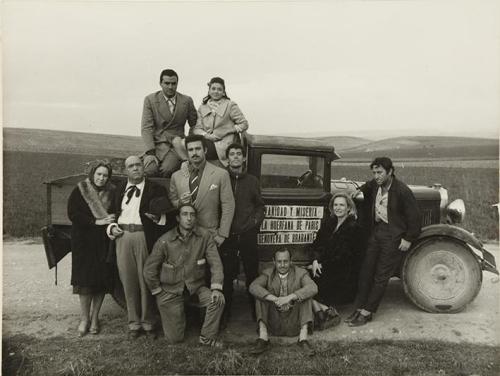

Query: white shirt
[118,180,146,225]
[375,185,391,224]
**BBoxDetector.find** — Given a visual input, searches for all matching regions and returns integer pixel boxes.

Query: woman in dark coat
[67,160,116,336]
[310,192,361,328]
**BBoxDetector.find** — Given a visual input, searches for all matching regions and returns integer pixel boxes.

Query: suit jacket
[249,265,318,302]
[141,91,197,152]
[359,177,421,243]
[169,162,235,238]
[143,226,224,296]
[110,179,174,251]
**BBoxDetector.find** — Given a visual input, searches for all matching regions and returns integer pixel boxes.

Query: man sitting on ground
[249,249,318,356]
[143,204,225,347]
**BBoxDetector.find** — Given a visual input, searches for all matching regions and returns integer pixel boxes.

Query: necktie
[189,169,199,202]
[167,99,175,114]
[125,185,140,204]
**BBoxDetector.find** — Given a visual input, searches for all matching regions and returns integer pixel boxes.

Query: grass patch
[3,334,499,375]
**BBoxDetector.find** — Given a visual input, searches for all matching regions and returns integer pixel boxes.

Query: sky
[2,0,499,140]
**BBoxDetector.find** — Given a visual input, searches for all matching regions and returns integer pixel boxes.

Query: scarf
[77,178,115,219]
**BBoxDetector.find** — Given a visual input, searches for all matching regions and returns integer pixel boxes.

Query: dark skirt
[315,260,358,306]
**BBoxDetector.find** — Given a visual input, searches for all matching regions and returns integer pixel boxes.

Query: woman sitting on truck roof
[309,192,362,330]
[67,160,116,337]
[193,77,248,167]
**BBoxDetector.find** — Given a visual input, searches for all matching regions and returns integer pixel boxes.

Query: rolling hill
[338,136,499,161]
[3,128,498,160]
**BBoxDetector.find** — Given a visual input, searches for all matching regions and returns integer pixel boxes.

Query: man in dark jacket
[219,143,265,326]
[348,157,421,326]
[107,156,175,338]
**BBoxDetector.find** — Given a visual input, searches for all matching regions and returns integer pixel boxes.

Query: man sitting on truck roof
[141,69,197,178]
[248,248,318,356]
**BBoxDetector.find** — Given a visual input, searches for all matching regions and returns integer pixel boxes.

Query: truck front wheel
[402,237,482,313]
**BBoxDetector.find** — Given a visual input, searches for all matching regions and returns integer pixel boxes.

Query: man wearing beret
[143,204,225,347]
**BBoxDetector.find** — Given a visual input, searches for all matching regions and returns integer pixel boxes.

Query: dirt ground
[2,239,499,346]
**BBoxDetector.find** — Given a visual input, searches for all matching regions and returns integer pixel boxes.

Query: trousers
[115,231,155,331]
[219,229,259,318]
[353,222,404,313]
[143,142,182,178]
[156,286,224,343]
[255,298,313,337]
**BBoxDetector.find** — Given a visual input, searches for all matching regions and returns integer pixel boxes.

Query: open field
[3,240,500,375]
[4,150,498,240]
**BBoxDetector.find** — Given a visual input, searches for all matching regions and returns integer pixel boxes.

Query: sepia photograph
[2,0,499,375]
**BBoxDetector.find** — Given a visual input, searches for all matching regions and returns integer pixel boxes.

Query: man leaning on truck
[141,69,197,178]
[347,157,421,327]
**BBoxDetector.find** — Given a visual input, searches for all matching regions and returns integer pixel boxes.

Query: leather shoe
[249,338,270,355]
[78,320,89,337]
[297,339,315,357]
[344,310,360,324]
[348,312,372,327]
[128,330,140,339]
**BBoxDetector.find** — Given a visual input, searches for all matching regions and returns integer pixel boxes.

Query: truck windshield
[260,154,325,190]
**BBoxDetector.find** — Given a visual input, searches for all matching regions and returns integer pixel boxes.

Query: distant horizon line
[3,125,499,142]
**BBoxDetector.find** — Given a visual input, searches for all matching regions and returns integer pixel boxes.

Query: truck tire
[402,237,482,313]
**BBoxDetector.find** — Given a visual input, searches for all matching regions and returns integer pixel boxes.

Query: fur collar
[78,178,115,219]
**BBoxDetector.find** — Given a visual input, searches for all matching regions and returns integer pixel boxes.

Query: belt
[120,224,144,232]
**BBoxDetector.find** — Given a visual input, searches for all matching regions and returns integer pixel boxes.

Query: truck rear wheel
[402,237,482,313]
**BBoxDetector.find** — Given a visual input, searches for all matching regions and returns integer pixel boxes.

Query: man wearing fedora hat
[107,155,176,339]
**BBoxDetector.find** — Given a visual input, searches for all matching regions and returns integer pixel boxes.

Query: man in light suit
[168,135,235,248]
[249,249,318,356]
[141,69,197,178]
[107,156,175,339]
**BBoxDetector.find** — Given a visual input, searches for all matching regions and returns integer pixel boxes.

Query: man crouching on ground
[143,204,225,347]
[249,249,318,356]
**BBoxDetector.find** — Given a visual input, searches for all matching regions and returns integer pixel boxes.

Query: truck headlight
[432,183,448,210]
[446,199,466,224]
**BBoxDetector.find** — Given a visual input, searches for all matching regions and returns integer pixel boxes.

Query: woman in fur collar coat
[67,160,116,336]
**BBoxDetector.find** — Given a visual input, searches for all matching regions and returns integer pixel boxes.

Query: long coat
[68,187,113,292]
[168,162,235,238]
[311,215,362,305]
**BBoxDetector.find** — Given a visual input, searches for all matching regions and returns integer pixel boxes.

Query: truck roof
[245,133,341,160]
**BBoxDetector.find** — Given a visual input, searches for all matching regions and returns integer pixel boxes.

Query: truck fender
[414,224,498,275]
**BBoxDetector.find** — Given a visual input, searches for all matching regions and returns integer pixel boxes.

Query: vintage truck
[42,133,498,314]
